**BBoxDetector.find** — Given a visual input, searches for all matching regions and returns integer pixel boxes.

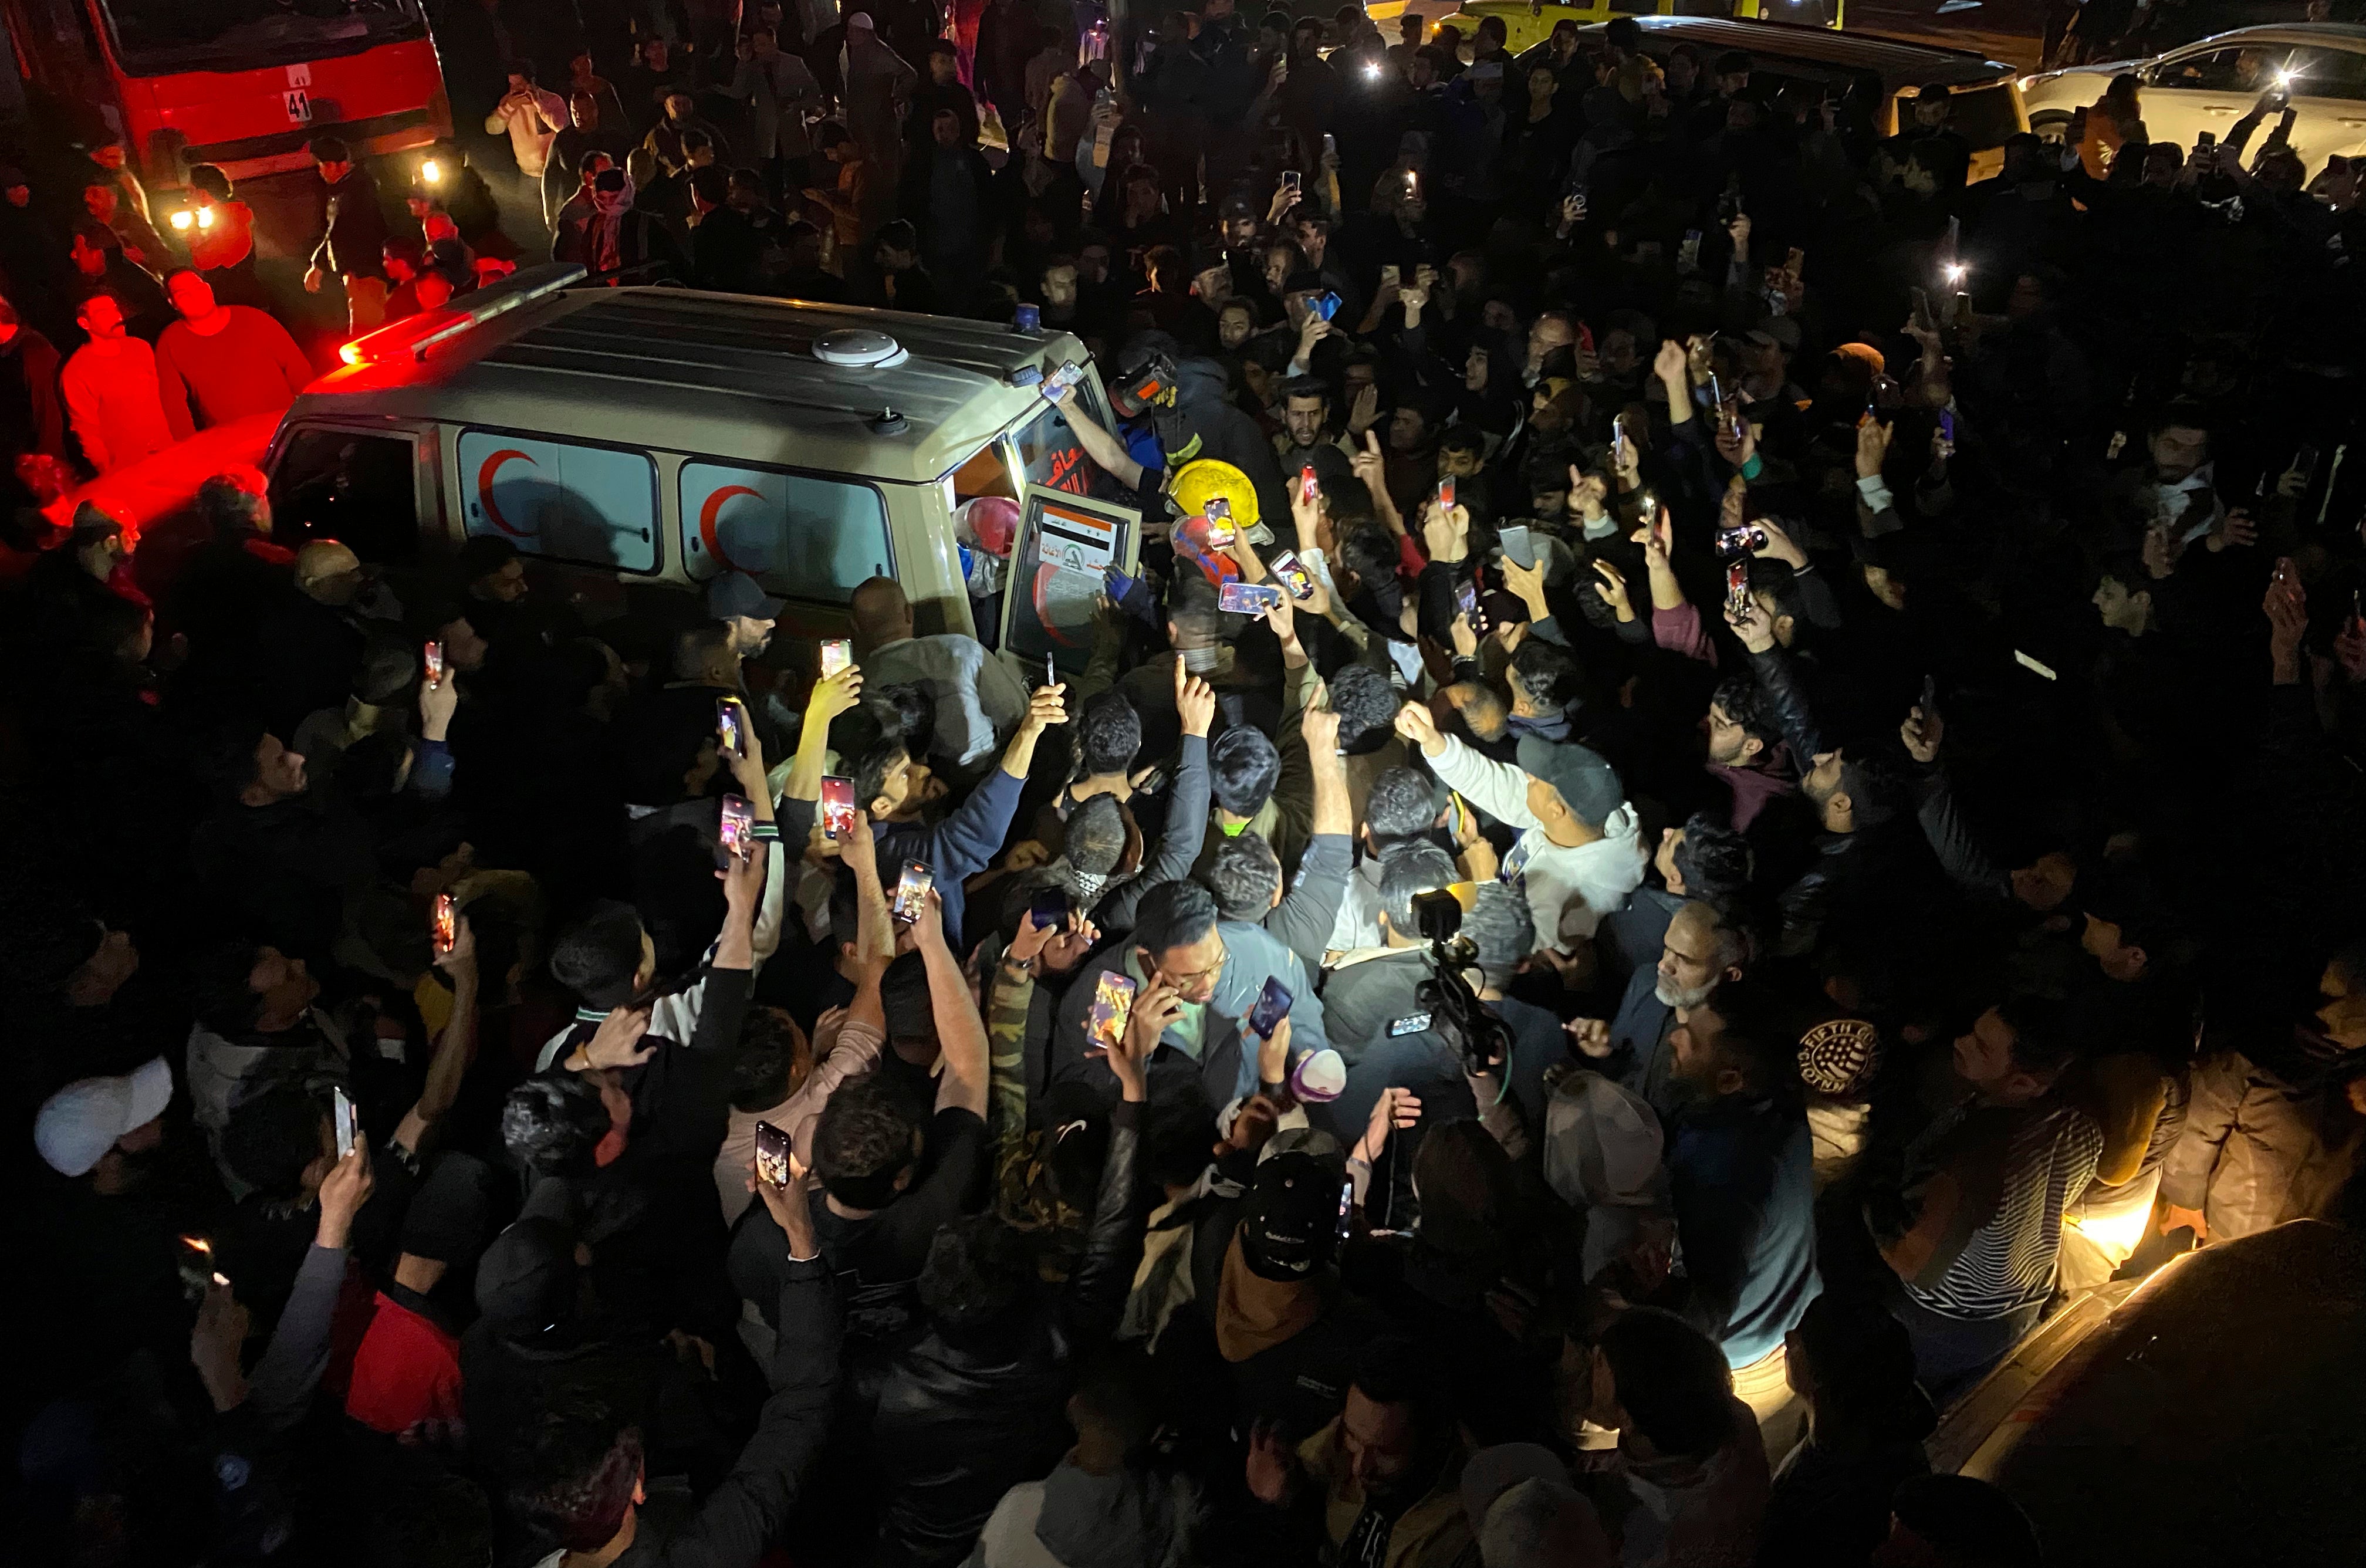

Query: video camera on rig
[1408,886,1513,1077]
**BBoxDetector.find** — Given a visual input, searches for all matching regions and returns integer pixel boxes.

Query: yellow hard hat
[1167,458,1259,531]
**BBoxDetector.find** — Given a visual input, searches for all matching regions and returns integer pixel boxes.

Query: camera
[1408,891,1513,1077]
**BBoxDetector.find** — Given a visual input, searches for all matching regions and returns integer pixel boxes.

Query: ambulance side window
[457,430,658,573]
[677,459,892,604]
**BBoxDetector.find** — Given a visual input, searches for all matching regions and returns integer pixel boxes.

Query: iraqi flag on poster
[1029,492,1118,648]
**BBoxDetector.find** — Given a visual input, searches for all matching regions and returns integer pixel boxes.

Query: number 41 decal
[283,88,312,124]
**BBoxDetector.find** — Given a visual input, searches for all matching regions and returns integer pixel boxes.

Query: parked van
[262,266,1139,660]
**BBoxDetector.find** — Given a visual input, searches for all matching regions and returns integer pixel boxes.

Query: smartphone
[1299,464,1319,507]
[1248,975,1293,1039]
[1314,291,1342,322]
[1388,1012,1434,1037]
[820,638,853,679]
[1726,559,1752,619]
[1218,581,1286,614]
[1939,408,1958,447]
[1380,264,1401,288]
[1613,420,1629,468]
[719,793,755,863]
[1044,651,1058,687]
[1203,496,1235,549]
[432,892,457,955]
[1087,971,1137,1053]
[1270,549,1317,600]
[1715,523,1767,557]
[1335,1176,1355,1243]
[892,859,934,922]
[1280,168,1302,193]
[1042,359,1084,400]
[1322,131,1336,160]
[753,1119,792,1186]
[1919,673,1940,723]
[1454,578,1481,623]
[2196,129,2216,152]
[2013,648,2059,681]
[332,1087,357,1158]
[1499,523,1536,570]
[1679,228,1702,271]
[1436,474,1456,512]
[716,697,745,758]
[422,638,445,688]
[2292,444,2322,487]
[1030,885,1070,931]
[820,775,858,839]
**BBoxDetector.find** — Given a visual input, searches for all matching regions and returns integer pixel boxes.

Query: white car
[2019,22,2366,173]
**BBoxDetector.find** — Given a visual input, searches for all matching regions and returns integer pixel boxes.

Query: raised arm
[1044,378,1147,492]
[784,665,867,804]
[391,916,480,1154]
[905,886,988,1118]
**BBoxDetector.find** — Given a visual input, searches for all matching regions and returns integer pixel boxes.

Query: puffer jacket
[868,1101,1145,1568]
[2159,1028,2366,1242]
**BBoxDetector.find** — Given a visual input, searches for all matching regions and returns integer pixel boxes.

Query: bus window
[458,430,657,573]
[678,459,891,605]
[268,426,418,566]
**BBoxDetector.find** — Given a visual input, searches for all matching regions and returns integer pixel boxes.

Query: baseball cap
[1239,1143,1343,1281]
[1830,341,1885,376]
[1514,736,1624,832]
[705,571,783,620]
[846,11,875,28]
[35,1056,173,1177]
[1745,315,1801,352]
[1219,194,1257,221]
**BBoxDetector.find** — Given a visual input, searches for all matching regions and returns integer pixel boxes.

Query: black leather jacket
[868,1100,1145,1568]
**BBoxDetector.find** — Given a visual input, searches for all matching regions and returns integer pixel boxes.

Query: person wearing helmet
[1107,332,1292,533]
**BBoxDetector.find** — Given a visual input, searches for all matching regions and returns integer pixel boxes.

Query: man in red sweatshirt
[155,270,316,437]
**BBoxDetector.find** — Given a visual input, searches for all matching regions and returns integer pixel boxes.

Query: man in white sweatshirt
[484,62,568,222]
[1393,699,1647,951]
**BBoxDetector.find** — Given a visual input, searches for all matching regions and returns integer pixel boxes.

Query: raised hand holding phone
[315,1137,375,1251]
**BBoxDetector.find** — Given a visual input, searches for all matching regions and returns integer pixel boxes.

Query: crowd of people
[7,0,2366,1565]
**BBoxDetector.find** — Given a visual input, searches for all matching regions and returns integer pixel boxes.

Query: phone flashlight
[420,158,442,184]
[1944,263,1967,285]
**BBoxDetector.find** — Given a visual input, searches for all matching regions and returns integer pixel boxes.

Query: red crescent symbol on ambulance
[698,485,763,574]
[475,448,538,535]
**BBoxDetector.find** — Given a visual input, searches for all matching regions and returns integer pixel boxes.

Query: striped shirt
[1907,1103,2103,1321]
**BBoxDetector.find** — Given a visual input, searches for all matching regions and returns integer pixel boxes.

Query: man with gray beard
[1566,900,1750,1124]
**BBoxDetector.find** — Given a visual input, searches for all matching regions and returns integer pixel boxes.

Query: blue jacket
[876,765,1023,944]
[1667,1094,1820,1368]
